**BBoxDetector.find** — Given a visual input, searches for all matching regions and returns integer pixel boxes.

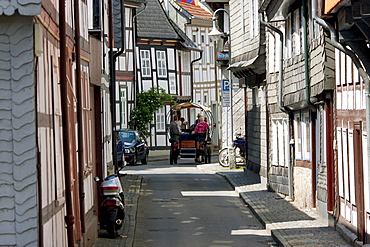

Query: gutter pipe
[111,0,126,172]
[191,51,203,102]
[60,0,75,245]
[108,0,117,173]
[302,0,316,111]
[74,0,85,237]
[260,13,293,200]
[311,0,370,216]
[133,2,147,108]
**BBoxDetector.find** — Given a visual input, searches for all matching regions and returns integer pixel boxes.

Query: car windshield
[118,132,136,143]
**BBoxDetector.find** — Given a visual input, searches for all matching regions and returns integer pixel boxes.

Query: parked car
[117,129,149,165]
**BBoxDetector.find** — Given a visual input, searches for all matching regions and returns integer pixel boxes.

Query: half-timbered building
[317,0,370,243]
[135,0,200,149]
[166,0,222,149]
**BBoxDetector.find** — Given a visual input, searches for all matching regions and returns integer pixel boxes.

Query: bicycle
[218,134,246,167]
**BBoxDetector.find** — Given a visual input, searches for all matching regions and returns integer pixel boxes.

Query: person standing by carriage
[169,116,181,142]
[192,116,209,139]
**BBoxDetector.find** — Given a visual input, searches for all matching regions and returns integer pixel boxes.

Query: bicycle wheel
[218,148,229,167]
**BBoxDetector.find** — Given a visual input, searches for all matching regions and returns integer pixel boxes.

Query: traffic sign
[222,79,230,107]
[222,79,230,91]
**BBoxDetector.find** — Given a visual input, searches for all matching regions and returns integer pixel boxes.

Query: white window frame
[285,14,292,59]
[302,111,311,160]
[294,112,302,160]
[169,73,176,94]
[140,50,151,77]
[241,0,245,34]
[156,107,166,131]
[249,0,259,39]
[202,46,207,65]
[120,87,128,128]
[209,44,214,66]
[156,50,167,78]
[268,31,275,73]
[292,8,301,56]
[272,120,278,165]
[278,120,285,166]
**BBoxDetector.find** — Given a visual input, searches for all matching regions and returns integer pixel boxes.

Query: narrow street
[124,158,276,247]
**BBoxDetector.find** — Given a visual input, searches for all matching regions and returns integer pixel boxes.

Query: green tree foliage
[129,87,175,136]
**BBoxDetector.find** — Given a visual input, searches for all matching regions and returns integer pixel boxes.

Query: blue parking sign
[222,79,230,91]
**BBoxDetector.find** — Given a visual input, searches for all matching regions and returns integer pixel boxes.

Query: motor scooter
[94,172,126,238]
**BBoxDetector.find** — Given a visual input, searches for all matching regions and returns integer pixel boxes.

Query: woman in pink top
[193,116,209,138]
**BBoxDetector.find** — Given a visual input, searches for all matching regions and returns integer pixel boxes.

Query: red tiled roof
[176,2,213,20]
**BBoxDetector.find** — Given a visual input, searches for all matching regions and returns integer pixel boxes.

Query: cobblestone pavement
[93,151,354,247]
[198,164,353,247]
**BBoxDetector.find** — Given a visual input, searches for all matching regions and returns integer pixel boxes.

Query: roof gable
[175,1,213,20]
[136,0,180,40]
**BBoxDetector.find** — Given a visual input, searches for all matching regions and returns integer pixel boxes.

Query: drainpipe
[34,57,43,247]
[133,3,147,108]
[113,0,126,60]
[311,0,370,216]
[110,0,126,172]
[302,0,316,111]
[190,51,203,102]
[60,0,75,245]
[260,13,293,200]
[74,0,85,237]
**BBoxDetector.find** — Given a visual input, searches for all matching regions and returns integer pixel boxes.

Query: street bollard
[228,146,236,169]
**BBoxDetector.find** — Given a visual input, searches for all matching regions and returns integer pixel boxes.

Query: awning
[171,102,211,112]
[229,54,266,78]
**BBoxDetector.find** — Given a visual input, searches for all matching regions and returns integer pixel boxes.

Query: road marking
[231,229,269,236]
[181,191,238,197]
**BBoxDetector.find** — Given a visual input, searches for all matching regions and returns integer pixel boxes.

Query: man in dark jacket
[169,116,181,142]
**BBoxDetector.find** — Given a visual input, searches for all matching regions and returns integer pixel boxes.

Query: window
[156,107,165,131]
[209,44,214,65]
[294,112,302,159]
[294,111,311,160]
[156,50,167,77]
[302,111,311,160]
[241,0,245,34]
[169,74,176,94]
[272,119,289,167]
[292,8,301,55]
[140,50,151,77]
[201,35,205,44]
[272,121,278,165]
[202,46,207,64]
[120,87,127,128]
[193,34,197,43]
[285,14,292,59]
[268,31,275,73]
[250,0,259,39]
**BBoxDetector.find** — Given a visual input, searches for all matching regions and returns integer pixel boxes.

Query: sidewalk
[198,164,353,247]
[93,174,142,247]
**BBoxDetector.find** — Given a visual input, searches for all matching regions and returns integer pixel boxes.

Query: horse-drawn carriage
[167,102,214,164]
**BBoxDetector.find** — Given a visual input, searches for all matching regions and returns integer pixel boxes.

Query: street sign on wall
[222,79,230,107]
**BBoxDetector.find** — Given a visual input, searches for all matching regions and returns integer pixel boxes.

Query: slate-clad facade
[0,14,39,246]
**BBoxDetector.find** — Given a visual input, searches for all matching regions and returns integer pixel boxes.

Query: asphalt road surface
[123,158,276,247]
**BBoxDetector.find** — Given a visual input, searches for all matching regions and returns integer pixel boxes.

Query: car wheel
[141,155,148,165]
[129,155,137,166]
